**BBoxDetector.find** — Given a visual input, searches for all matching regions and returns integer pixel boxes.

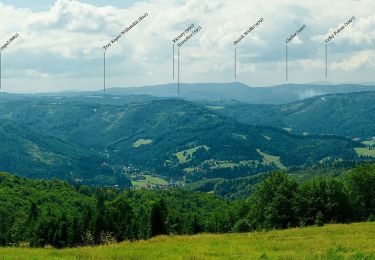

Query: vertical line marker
[0,52,2,90]
[325,44,328,78]
[234,48,237,78]
[104,51,106,92]
[285,44,289,81]
[178,48,180,96]
[173,44,175,79]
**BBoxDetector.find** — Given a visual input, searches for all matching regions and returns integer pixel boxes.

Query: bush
[233,219,251,233]
[315,211,324,227]
[100,232,117,245]
[18,241,30,248]
[299,219,306,228]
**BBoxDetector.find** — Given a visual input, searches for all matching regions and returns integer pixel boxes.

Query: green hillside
[0,97,365,182]
[1,223,374,259]
[0,120,126,186]
[213,91,375,140]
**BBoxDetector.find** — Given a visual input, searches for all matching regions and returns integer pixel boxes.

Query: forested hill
[211,91,375,140]
[0,163,374,248]
[0,120,127,186]
[0,171,236,247]
[0,97,365,183]
[100,99,360,178]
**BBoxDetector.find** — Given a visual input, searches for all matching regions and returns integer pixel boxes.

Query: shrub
[233,219,251,233]
[315,211,325,227]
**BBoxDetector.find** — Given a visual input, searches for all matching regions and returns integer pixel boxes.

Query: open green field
[131,175,169,188]
[206,105,225,110]
[355,147,375,158]
[257,149,286,169]
[1,223,374,259]
[362,137,375,146]
[175,145,209,163]
[132,139,154,148]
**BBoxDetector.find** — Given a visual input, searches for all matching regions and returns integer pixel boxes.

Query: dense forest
[213,91,375,140]
[1,163,374,248]
[1,90,375,250]
[0,96,367,185]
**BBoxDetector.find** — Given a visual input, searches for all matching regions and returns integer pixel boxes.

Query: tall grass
[1,222,374,259]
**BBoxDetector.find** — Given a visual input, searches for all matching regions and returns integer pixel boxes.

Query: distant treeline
[0,164,374,248]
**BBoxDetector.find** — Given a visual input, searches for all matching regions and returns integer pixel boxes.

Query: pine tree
[150,199,168,236]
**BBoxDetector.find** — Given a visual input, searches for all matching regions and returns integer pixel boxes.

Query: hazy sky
[0,0,374,93]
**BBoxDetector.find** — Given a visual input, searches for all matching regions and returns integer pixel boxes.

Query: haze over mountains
[103,82,375,104]
[5,82,375,105]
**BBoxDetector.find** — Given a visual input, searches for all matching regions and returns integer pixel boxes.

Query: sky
[0,0,374,93]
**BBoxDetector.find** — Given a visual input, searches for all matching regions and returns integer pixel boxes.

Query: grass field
[1,223,374,259]
[175,145,209,163]
[231,133,248,140]
[355,147,375,158]
[362,137,375,146]
[206,105,225,110]
[132,139,154,148]
[131,175,168,188]
[257,149,286,169]
[262,135,272,141]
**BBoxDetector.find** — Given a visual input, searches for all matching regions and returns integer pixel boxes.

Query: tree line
[0,163,374,248]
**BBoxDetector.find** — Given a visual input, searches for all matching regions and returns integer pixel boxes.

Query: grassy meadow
[132,139,154,148]
[355,147,375,158]
[131,175,169,188]
[257,149,286,169]
[175,145,209,163]
[1,222,374,259]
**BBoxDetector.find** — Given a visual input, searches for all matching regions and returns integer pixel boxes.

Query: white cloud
[0,0,374,92]
[330,50,375,71]
[24,69,50,79]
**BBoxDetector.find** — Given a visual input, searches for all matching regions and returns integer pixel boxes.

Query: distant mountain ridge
[2,83,374,105]
[213,91,375,140]
[104,83,375,104]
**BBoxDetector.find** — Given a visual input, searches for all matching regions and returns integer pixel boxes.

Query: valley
[1,0,375,257]
[0,88,371,188]
[1,83,375,255]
